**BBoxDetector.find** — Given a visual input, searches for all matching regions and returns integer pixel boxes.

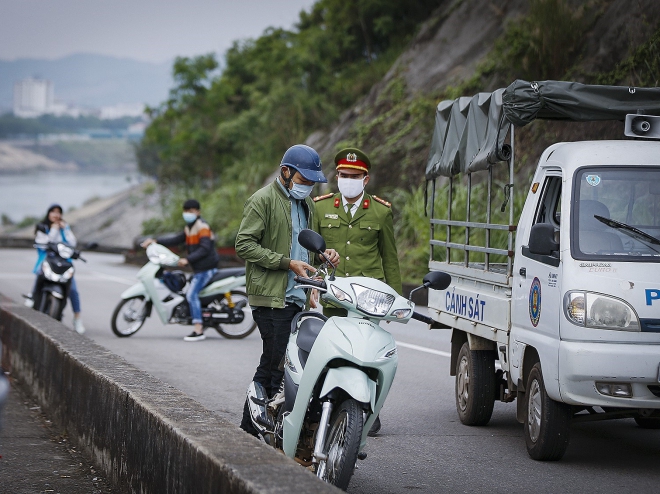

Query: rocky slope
[307,0,660,192]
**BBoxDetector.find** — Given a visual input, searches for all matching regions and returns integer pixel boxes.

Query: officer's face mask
[337,176,366,199]
[289,183,314,200]
[182,212,198,223]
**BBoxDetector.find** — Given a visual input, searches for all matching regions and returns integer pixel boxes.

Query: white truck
[425,80,660,460]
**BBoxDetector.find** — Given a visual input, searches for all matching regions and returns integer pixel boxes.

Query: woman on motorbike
[25,204,85,334]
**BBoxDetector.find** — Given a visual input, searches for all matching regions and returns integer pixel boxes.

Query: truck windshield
[573,166,660,262]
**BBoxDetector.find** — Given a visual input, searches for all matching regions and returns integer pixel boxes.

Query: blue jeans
[69,277,81,314]
[186,268,217,324]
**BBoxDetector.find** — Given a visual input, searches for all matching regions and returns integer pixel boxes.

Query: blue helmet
[280,144,327,183]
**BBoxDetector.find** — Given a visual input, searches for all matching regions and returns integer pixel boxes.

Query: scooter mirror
[423,271,452,291]
[298,229,326,254]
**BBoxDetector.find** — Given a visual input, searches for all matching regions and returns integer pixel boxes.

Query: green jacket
[313,192,402,294]
[235,180,316,308]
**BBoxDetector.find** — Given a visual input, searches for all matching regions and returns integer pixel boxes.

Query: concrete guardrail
[0,299,338,494]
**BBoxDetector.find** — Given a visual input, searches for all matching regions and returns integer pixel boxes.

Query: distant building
[13,78,54,117]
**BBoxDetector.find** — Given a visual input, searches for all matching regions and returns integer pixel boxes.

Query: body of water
[0,171,142,223]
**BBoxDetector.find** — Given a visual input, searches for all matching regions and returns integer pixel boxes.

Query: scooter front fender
[120,283,150,301]
[319,367,376,412]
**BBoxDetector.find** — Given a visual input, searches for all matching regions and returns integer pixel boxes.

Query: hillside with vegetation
[138,0,660,282]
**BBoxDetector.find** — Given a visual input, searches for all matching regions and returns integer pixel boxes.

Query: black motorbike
[31,241,95,321]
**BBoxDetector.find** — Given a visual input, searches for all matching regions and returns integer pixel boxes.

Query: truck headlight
[351,284,395,316]
[564,291,640,331]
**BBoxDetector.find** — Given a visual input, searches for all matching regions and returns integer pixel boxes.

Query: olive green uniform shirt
[313,192,402,294]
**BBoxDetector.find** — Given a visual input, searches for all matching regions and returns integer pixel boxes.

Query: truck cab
[512,140,660,410]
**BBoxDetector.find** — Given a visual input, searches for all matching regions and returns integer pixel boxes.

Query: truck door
[512,172,563,377]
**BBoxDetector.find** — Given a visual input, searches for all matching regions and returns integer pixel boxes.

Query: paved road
[1,249,659,493]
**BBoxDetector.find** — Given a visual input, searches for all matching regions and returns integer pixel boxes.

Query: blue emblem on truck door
[529,277,542,327]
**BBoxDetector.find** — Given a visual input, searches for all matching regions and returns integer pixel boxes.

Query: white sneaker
[73,318,86,334]
[24,297,34,308]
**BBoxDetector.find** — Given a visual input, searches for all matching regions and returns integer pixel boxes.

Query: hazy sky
[0,0,316,63]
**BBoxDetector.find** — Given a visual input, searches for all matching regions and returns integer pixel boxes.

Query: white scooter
[111,244,256,339]
[247,229,451,490]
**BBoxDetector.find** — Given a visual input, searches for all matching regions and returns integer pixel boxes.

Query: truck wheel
[455,342,495,426]
[524,362,572,460]
[634,416,660,429]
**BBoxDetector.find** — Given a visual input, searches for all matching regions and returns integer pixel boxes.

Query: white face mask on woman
[337,176,366,199]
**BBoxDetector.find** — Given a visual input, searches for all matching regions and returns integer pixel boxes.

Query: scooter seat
[291,312,328,369]
[296,317,325,354]
[204,267,246,287]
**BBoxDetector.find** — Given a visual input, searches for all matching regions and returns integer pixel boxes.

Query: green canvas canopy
[425,80,660,179]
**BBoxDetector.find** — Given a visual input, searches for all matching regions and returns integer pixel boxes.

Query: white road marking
[0,272,134,285]
[397,341,450,358]
[88,271,135,286]
[0,273,34,280]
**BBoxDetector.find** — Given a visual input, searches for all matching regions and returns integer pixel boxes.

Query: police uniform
[313,148,402,318]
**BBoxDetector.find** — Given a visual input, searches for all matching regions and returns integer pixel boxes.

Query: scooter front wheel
[111,296,148,337]
[317,398,363,490]
[39,293,61,321]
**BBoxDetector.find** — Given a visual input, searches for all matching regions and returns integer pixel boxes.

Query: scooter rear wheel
[111,296,148,337]
[212,290,257,339]
[317,398,363,490]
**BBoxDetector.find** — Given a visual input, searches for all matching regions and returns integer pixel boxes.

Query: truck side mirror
[528,223,559,256]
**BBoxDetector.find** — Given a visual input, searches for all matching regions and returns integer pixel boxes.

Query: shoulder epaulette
[372,195,391,208]
[313,193,334,202]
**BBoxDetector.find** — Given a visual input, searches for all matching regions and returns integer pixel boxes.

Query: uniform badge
[362,199,370,209]
[325,213,339,219]
[346,153,357,162]
[334,197,340,208]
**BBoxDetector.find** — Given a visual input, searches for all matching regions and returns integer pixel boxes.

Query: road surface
[1,249,659,493]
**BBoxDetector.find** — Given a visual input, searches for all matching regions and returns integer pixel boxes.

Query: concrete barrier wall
[0,301,338,494]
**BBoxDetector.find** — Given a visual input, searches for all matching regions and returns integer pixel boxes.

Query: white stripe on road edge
[0,272,134,286]
[88,271,135,286]
[397,341,450,358]
[0,273,34,279]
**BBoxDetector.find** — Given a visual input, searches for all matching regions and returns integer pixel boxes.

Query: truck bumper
[559,340,660,408]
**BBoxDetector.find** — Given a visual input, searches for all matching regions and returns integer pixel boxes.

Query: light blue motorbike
[247,229,451,490]
[111,244,256,339]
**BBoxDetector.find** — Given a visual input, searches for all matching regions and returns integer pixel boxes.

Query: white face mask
[337,176,366,199]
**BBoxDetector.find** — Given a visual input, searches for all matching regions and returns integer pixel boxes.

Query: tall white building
[13,78,54,117]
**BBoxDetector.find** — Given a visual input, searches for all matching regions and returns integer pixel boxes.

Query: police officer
[313,147,401,436]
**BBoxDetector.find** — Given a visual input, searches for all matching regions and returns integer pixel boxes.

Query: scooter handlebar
[293,276,327,289]
[411,311,434,325]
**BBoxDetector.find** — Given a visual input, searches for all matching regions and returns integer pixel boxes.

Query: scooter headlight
[60,266,74,281]
[330,285,353,304]
[351,284,395,316]
[41,261,60,282]
[57,243,75,259]
[391,308,411,319]
[564,291,640,331]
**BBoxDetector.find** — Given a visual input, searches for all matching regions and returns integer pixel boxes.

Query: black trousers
[240,303,301,435]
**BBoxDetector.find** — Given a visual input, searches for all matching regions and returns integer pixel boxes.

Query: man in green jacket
[236,144,339,437]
